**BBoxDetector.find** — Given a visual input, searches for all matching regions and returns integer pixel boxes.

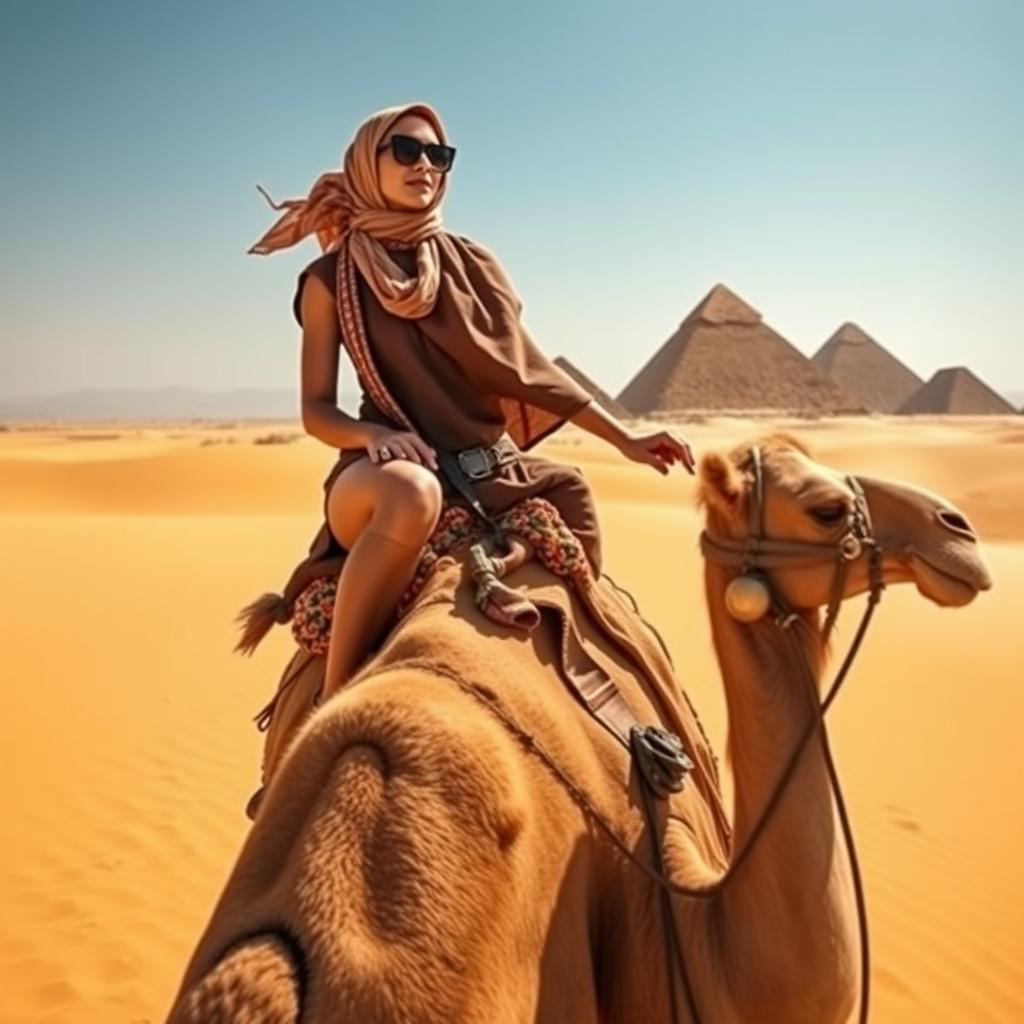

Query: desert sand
[0,414,1021,1023]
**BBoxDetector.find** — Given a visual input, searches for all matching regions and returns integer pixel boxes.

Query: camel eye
[809,503,848,525]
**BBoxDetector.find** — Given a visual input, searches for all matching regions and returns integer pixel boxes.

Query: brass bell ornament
[724,572,771,622]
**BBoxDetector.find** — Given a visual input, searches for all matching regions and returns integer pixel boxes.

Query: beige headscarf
[247,101,449,319]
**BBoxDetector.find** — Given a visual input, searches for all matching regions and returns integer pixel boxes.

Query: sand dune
[1,416,1021,1022]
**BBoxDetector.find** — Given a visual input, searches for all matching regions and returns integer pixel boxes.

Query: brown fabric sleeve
[291,251,339,327]
[447,234,594,420]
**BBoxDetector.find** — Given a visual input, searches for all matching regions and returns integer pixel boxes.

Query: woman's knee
[373,462,444,538]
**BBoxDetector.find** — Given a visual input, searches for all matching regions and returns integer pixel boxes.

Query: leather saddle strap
[435,448,507,547]
[544,597,646,752]
[566,659,640,750]
[440,439,649,754]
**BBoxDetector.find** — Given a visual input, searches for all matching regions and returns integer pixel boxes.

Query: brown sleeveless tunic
[276,235,604,610]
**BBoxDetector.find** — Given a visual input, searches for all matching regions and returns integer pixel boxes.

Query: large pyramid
[896,366,1017,414]
[616,284,862,415]
[811,322,923,412]
[553,355,632,419]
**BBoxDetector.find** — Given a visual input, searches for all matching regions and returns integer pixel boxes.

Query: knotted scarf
[247,100,447,320]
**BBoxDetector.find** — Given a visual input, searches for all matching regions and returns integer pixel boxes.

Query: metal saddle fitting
[630,725,695,800]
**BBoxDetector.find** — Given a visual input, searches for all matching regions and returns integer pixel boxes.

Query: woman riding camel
[237,100,696,707]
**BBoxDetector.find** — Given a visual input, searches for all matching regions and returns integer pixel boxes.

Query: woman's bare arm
[567,396,633,449]
[299,273,383,449]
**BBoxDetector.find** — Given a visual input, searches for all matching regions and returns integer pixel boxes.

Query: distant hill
[0,387,308,421]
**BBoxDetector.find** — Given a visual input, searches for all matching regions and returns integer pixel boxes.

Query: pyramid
[616,284,862,415]
[553,356,632,419]
[811,322,924,412]
[896,367,1017,414]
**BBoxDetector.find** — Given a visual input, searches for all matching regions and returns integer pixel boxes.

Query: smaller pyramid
[811,322,923,413]
[896,366,1016,414]
[553,356,632,419]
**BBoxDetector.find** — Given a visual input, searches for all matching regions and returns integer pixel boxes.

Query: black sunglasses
[376,134,457,173]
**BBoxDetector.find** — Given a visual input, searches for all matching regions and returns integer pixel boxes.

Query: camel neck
[703,561,830,853]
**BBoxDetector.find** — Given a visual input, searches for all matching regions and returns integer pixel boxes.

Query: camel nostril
[936,509,976,539]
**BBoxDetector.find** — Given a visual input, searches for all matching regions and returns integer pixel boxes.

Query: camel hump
[171,667,553,1020]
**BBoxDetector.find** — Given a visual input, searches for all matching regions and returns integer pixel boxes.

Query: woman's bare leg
[318,455,443,703]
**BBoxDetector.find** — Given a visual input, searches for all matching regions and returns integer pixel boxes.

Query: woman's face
[377,114,445,211]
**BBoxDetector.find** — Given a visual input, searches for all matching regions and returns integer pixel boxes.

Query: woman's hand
[366,426,439,471]
[615,428,696,476]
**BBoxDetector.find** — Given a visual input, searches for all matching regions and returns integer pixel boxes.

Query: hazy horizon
[2,1,1021,402]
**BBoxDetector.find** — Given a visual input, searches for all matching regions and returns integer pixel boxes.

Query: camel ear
[698,452,744,520]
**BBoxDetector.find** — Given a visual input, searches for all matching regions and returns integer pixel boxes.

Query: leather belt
[455,431,520,481]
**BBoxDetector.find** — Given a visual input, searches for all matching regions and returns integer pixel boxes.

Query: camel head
[696,431,992,614]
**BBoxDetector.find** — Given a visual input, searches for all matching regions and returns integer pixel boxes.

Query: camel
[164,432,991,1024]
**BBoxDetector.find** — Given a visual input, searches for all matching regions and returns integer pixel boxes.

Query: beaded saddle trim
[290,495,591,657]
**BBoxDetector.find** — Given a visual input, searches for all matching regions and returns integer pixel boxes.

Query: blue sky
[1,0,1021,407]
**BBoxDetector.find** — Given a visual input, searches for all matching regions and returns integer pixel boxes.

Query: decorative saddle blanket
[289,495,592,657]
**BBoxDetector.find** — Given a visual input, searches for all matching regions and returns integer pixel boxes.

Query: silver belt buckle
[458,446,494,480]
